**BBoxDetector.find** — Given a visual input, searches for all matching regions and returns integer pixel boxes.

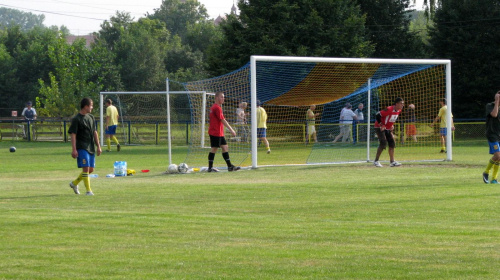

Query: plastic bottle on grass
[114,161,127,176]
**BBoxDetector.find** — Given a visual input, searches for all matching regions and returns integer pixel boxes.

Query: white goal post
[249,56,452,169]
[99,90,208,166]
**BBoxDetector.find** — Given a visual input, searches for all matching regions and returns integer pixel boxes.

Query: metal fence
[0,118,487,145]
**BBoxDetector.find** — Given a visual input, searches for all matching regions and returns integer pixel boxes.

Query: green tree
[207,0,374,76]
[0,26,59,113]
[148,0,219,79]
[416,0,440,19]
[148,0,210,42]
[185,18,222,55]
[357,0,427,58]
[0,43,17,115]
[114,18,169,91]
[98,12,135,51]
[37,38,109,117]
[409,10,433,46]
[0,7,45,31]
[429,0,500,117]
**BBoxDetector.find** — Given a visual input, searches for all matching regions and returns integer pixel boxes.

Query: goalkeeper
[373,97,405,168]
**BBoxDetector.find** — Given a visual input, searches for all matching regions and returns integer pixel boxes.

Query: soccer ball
[9,146,16,153]
[178,163,189,174]
[409,104,415,109]
[168,164,179,174]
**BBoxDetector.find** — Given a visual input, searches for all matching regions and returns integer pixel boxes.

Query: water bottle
[90,174,98,178]
[114,161,127,176]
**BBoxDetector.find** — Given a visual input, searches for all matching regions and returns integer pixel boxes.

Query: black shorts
[375,128,396,148]
[210,135,227,148]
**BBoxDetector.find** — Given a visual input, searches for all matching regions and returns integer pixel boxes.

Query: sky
[0,0,239,35]
[0,0,425,36]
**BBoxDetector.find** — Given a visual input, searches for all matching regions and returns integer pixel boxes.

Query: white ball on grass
[168,164,179,174]
[178,163,189,174]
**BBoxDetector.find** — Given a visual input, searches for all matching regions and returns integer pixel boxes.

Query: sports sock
[485,159,495,173]
[492,161,500,180]
[112,136,119,145]
[82,172,92,192]
[222,152,232,167]
[106,138,111,151]
[72,172,83,186]
[208,152,215,169]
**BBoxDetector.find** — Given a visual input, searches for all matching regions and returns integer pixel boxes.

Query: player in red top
[207,91,241,172]
[373,97,405,167]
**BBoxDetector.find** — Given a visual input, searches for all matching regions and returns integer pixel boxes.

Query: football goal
[183,56,452,169]
[98,91,215,164]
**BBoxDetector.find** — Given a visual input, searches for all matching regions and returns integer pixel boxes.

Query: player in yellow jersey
[306,104,320,143]
[105,99,121,152]
[431,98,454,153]
[257,100,271,154]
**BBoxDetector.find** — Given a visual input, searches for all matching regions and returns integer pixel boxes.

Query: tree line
[0,0,499,118]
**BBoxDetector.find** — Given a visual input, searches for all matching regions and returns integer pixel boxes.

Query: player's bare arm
[491,92,500,118]
[70,133,78,158]
[94,131,102,156]
[222,119,236,137]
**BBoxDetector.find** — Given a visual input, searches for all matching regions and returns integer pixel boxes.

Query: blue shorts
[105,125,117,135]
[257,128,267,138]
[489,141,500,154]
[440,128,447,136]
[77,149,95,168]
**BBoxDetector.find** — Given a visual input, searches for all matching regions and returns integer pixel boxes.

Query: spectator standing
[403,104,418,143]
[306,104,320,143]
[333,103,357,143]
[353,103,364,144]
[21,101,37,120]
[235,101,249,142]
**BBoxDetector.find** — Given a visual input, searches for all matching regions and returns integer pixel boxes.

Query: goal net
[99,90,251,169]
[99,91,196,147]
[183,56,452,168]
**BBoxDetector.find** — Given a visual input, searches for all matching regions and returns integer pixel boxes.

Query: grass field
[0,141,499,279]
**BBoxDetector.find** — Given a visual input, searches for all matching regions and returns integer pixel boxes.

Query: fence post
[128,121,131,145]
[156,122,159,145]
[64,121,67,142]
[27,121,31,141]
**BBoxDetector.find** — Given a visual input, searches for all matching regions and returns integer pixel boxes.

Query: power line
[0,4,106,21]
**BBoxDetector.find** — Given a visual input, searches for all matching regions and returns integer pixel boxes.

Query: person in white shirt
[235,101,248,142]
[353,103,364,143]
[21,101,37,120]
[333,103,357,143]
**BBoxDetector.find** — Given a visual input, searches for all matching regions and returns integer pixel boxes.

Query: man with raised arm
[483,91,500,184]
